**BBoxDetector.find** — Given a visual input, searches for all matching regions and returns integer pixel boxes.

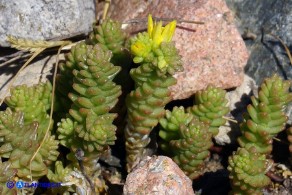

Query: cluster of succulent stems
[228,75,292,194]
[1,13,292,195]
[158,85,230,179]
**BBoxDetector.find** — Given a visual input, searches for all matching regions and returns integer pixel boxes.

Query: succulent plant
[238,74,292,154]
[125,75,176,168]
[47,161,75,194]
[4,82,52,138]
[56,42,88,113]
[130,42,183,87]
[125,15,182,171]
[57,42,121,176]
[171,117,213,179]
[129,15,182,81]
[159,106,193,152]
[88,19,126,57]
[87,18,132,138]
[0,161,17,195]
[125,14,183,171]
[0,81,59,180]
[0,109,58,179]
[228,74,292,194]
[130,14,177,67]
[2,11,292,195]
[228,147,271,195]
[188,85,229,136]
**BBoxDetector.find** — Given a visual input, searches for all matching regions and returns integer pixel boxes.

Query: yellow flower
[130,14,178,70]
[147,14,177,48]
[131,40,148,57]
[130,33,152,63]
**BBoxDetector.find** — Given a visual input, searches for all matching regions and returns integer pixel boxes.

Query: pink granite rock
[102,0,249,100]
[123,156,195,195]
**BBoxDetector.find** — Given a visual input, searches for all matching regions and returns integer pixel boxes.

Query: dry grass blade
[269,34,292,66]
[1,36,72,179]
[223,116,238,124]
[102,0,111,20]
[123,17,204,25]
[0,52,30,67]
[7,35,70,53]
[28,42,67,180]
[0,48,45,106]
[0,37,71,106]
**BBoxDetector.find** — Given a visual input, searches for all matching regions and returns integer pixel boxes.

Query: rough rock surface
[225,0,292,122]
[0,0,96,47]
[215,74,257,145]
[123,156,195,195]
[0,53,65,100]
[225,0,292,83]
[103,0,249,100]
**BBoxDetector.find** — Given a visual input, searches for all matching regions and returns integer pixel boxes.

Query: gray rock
[215,74,257,145]
[0,53,65,100]
[225,0,292,86]
[225,0,292,122]
[0,0,96,47]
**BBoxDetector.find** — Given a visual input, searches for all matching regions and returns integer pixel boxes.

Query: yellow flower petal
[166,20,177,42]
[152,21,163,47]
[148,14,153,36]
[146,14,177,47]
[131,42,144,56]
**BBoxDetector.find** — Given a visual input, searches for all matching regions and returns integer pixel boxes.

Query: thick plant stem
[188,86,229,136]
[57,42,121,183]
[125,15,182,171]
[171,117,213,179]
[125,74,176,171]
[238,74,292,154]
[228,74,292,194]
[228,147,271,195]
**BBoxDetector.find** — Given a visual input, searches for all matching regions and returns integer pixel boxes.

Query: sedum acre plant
[159,106,194,153]
[89,19,125,49]
[0,161,17,195]
[88,19,126,63]
[170,116,213,179]
[50,42,122,194]
[1,13,292,195]
[125,14,183,171]
[228,147,271,195]
[0,82,59,180]
[237,74,292,154]
[228,74,292,194]
[57,42,121,173]
[158,86,229,180]
[188,85,229,136]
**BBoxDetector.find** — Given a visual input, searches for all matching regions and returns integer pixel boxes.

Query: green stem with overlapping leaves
[125,15,183,171]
